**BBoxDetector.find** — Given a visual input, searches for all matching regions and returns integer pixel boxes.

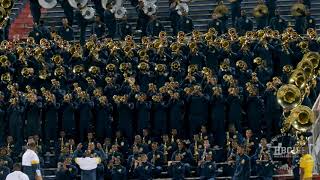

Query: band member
[118,16,133,39]
[116,95,134,143]
[226,87,242,132]
[7,97,24,147]
[136,0,151,36]
[29,0,41,24]
[43,92,60,145]
[92,16,106,39]
[169,0,180,35]
[177,10,194,34]
[235,10,253,35]
[147,142,165,175]
[198,151,216,180]
[209,86,226,147]
[208,13,222,35]
[305,10,316,29]
[265,0,277,22]
[168,92,185,136]
[0,159,10,179]
[233,144,251,180]
[95,96,113,142]
[58,18,75,41]
[107,156,127,180]
[152,93,168,137]
[270,10,287,33]
[56,156,78,180]
[230,0,242,26]
[75,3,89,45]
[169,154,188,180]
[24,90,42,141]
[58,0,74,26]
[134,153,154,179]
[104,2,116,38]
[146,15,165,37]
[135,93,152,133]
[245,87,264,135]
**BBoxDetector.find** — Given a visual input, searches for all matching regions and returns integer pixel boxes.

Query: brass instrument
[307,28,317,40]
[54,66,65,77]
[291,3,306,17]
[106,63,116,72]
[297,59,314,80]
[236,60,247,71]
[52,54,63,65]
[289,69,306,89]
[288,105,314,132]
[298,41,309,53]
[220,39,230,50]
[188,64,198,74]
[1,72,11,82]
[303,52,320,69]
[155,64,166,73]
[39,69,49,80]
[73,65,85,75]
[253,3,268,18]
[138,62,150,72]
[88,66,101,76]
[21,67,34,77]
[276,84,301,110]
[170,42,180,53]
[170,61,180,71]
[214,1,228,18]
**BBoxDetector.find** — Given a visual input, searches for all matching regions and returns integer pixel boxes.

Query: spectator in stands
[5,163,29,180]
[92,16,106,39]
[22,139,42,180]
[235,10,253,35]
[58,0,74,26]
[270,10,287,33]
[29,0,41,24]
[207,13,222,35]
[104,2,116,38]
[136,0,151,36]
[146,15,165,37]
[230,0,242,27]
[177,10,194,34]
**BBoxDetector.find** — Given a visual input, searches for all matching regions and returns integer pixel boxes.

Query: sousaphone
[68,0,88,9]
[114,6,127,19]
[176,3,189,16]
[38,0,57,9]
[102,0,110,10]
[143,2,157,16]
[81,6,95,20]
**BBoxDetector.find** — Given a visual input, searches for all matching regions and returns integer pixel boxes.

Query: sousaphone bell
[81,6,95,20]
[38,0,57,9]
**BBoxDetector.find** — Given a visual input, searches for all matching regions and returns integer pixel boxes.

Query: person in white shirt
[6,163,29,180]
[22,139,42,180]
[75,150,101,180]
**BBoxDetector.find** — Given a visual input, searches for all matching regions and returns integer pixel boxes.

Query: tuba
[288,105,314,132]
[276,84,301,110]
[289,69,307,89]
[297,59,314,80]
[303,52,320,69]
[38,0,57,9]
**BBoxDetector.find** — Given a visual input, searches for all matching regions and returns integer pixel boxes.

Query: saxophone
[163,142,168,163]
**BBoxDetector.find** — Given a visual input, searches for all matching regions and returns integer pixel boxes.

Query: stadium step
[8,1,47,40]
